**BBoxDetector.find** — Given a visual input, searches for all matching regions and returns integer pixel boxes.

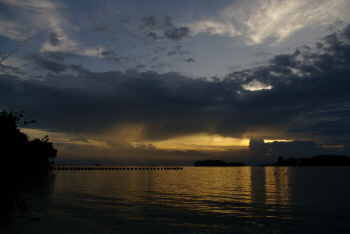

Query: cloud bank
[1,25,350,146]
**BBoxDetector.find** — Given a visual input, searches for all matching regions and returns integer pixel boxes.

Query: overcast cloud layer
[1,0,350,165]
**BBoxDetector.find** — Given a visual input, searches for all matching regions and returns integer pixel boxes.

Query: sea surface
[5,166,350,234]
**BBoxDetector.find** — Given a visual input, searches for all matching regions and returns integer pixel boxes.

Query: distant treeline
[262,154,350,166]
[194,159,245,166]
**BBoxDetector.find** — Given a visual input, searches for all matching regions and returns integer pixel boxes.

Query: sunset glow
[136,134,250,151]
[2,0,350,165]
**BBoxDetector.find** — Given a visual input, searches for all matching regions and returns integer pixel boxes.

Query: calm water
[7,167,350,233]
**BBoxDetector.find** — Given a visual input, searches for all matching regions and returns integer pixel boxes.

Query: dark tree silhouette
[262,155,350,166]
[194,159,245,166]
[277,156,284,165]
[0,110,57,175]
[300,155,350,166]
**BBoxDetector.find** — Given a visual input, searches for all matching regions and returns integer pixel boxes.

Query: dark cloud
[2,25,350,156]
[150,62,170,69]
[0,64,25,75]
[168,45,191,56]
[164,26,190,41]
[122,18,132,24]
[44,51,81,62]
[55,145,212,166]
[163,16,173,28]
[150,56,159,63]
[101,51,117,57]
[24,53,68,73]
[315,42,324,50]
[138,15,191,42]
[265,141,329,158]
[184,58,195,63]
[141,16,158,30]
[48,32,62,47]
[247,139,349,164]
[253,52,273,58]
[69,64,91,74]
[93,25,111,34]
[270,51,298,67]
[132,63,147,70]
[343,24,350,39]
[146,32,159,41]
[249,138,267,157]
[110,37,120,42]
[154,47,166,53]
[100,50,129,64]
[289,111,350,138]
[20,36,35,48]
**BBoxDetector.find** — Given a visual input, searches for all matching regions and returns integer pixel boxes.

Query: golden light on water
[52,167,294,220]
[264,167,292,207]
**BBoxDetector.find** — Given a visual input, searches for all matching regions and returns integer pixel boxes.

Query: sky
[1,0,350,166]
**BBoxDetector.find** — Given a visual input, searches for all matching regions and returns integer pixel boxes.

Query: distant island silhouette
[261,154,350,166]
[194,159,245,166]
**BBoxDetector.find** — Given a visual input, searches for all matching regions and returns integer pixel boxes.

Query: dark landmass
[194,159,245,166]
[261,154,350,166]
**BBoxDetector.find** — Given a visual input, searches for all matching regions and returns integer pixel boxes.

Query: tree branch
[0,45,19,64]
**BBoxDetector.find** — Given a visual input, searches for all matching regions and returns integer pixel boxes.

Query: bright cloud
[190,0,350,45]
[144,134,250,151]
[1,0,67,41]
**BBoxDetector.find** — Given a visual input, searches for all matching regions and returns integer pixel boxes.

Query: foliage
[194,159,245,166]
[0,110,57,175]
[299,155,350,166]
[262,155,350,166]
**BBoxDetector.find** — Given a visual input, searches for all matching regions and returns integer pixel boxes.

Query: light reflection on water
[14,166,350,234]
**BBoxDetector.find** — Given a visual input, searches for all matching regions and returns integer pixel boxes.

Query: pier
[52,166,183,171]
